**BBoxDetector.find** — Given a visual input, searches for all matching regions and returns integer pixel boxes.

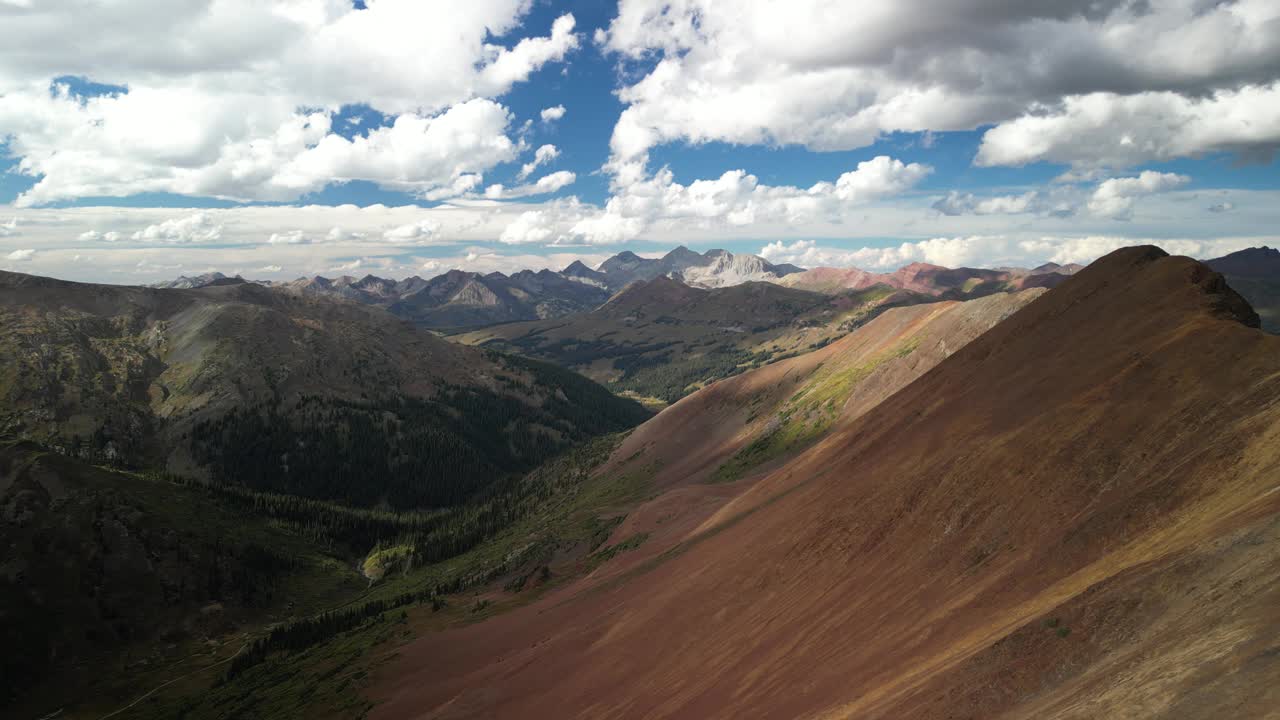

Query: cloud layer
[0,1,579,205]
[602,0,1280,168]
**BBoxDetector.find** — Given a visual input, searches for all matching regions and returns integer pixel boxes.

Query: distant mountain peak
[663,245,702,262]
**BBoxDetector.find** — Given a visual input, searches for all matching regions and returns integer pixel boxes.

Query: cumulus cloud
[498,155,930,245]
[977,85,1280,169]
[78,229,124,242]
[477,14,580,95]
[760,235,1263,272]
[329,258,363,273]
[0,217,19,237]
[280,99,518,199]
[6,248,35,261]
[268,230,314,245]
[518,144,560,180]
[934,191,1037,216]
[382,219,441,243]
[0,4,579,205]
[932,190,1080,218]
[499,208,569,245]
[1208,202,1236,213]
[132,213,224,243]
[600,1,1280,168]
[486,170,577,199]
[1087,171,1190,220]
[761,237,1005,271]
[540,105,566,122]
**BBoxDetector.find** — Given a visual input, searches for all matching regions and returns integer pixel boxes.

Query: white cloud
[477,14,579,95]
[78,229,124,242]
[132,213,224,243]
[486,170,577,200]
[500,209,560,245]
[760,235,1267,272]
[518,144,560,180]
[761,237,1003,271]
[499,155,930,245]
[0,4,579,205]
[276,99,518,201]
[601,1,1280,168]
[932,189,1081,218]
[259,264,283,273]
[329,258,363,273]
[1208,202,1235,213]
[6,248,35,261]
[268,230,313,245]
[540,105,566,122]
[933,191,1038,216]
[977,85,1280,169]
[1087,171,1190,220]
[382,219,441,243]
[0,217,17,237]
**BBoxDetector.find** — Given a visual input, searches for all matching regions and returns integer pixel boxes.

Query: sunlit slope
[370,247,1280,719]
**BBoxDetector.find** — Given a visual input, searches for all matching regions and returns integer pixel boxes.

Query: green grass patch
[710,337,920,483]
[589,532,651,567]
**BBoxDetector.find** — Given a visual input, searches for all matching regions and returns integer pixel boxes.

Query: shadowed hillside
[369,247,1280,719]
[0,271,648,508]
[1208,246,1280,333]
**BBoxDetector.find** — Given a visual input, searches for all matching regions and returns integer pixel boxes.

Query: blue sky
[1,0,1278,281]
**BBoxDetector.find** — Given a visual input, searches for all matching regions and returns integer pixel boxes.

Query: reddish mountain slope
[602,288,1044,493]
[369,247,1280,719]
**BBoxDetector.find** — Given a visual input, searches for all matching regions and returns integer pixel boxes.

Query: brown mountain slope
[369,247,1280,719]
[602,288,1045,493]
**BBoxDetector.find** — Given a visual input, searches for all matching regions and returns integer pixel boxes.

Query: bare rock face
[677,250,790,288]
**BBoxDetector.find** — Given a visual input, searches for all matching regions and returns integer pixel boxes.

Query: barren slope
[370,247,1280,719]
[602,288,1044,492]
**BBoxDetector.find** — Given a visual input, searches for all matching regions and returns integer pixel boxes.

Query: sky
[1,0,1278,283]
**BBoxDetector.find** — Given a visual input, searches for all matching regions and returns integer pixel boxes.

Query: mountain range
[152,247,804,331]
[150,248,1278,339]
[6,244,1280,719]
